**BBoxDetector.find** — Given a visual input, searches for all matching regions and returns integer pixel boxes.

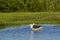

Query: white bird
[30,23,42,31]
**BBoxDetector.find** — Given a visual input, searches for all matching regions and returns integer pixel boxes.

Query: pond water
[0,24,60,40]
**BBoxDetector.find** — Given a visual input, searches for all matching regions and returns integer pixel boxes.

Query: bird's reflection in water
[30,31,34,40]
[30,28,42,40]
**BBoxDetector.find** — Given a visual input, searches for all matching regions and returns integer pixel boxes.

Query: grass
[0,12,60,29]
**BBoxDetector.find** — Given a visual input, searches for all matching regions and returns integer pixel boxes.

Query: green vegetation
[0,0,60,12]
[0,12,60,29]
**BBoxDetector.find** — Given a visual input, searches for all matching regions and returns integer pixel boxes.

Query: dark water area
[0,24,60,40]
